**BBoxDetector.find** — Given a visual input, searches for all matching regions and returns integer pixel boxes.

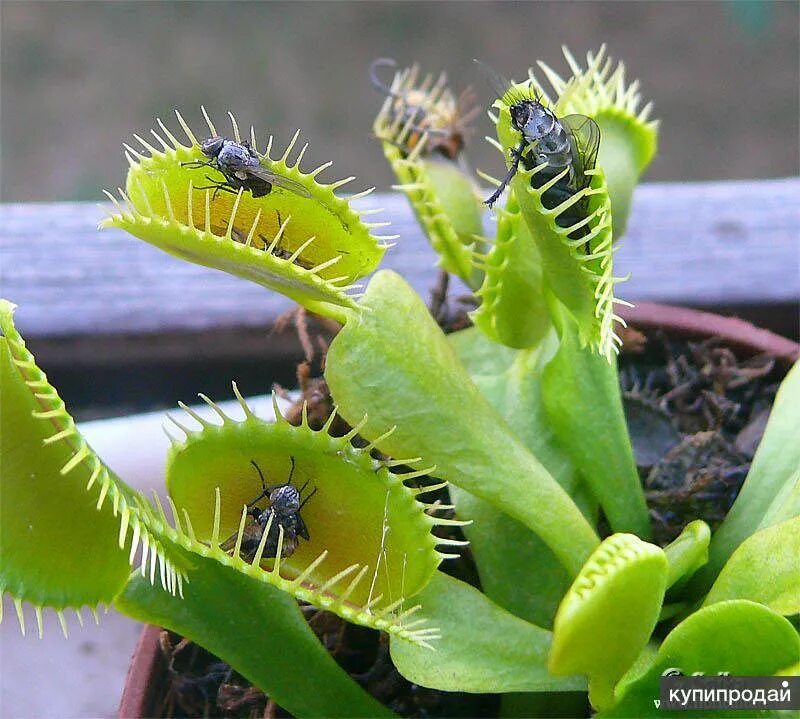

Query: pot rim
[619,301,798,364]
[118,302,798,718]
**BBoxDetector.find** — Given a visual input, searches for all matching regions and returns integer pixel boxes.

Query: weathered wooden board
[1,178,798,343]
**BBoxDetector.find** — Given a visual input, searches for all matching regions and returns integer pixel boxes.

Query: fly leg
[193,176,239,201]
[180,159,215,170]
[485,140,526,208]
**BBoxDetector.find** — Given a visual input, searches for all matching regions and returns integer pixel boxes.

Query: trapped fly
[182,136,311,200]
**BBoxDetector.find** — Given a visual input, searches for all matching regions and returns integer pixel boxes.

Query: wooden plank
[1,178,798,342]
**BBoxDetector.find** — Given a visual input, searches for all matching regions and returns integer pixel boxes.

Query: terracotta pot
[118,303,798,718]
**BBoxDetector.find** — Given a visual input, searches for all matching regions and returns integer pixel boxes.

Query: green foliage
[541,302,650,536]
[2,44,795,719]
[101,110,389,322]
[372,62,484,288]
[448,327,587,628]
[545,47,658,237]
[389,572,584,693]
[117,544,393,718]
[607,601,799,717]
[704,516,799,615]
[663,520,711,590]
[548,534,668,710]
[324,270,599,577]
[690,360,800,593]
[472,193,552,349]
[0,300,182,624]
[161,393,442,640]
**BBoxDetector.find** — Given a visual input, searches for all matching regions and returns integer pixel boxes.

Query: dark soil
[617,328,780,545]
[152,317,784,718]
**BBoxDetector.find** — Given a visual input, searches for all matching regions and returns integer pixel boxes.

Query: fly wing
[561,114,600,188]
[245,164,313,199]
[220,520,262,555]
[295,513,310,541]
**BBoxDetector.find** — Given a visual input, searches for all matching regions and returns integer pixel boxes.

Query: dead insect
[477,61,600,236]
[182,136,312,200]
[369,58,478,161]
[221,458,316,561]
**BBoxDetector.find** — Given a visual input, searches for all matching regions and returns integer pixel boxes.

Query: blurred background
[1,5,798,717]
[2,0,798,202]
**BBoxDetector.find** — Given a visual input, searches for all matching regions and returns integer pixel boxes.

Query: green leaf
[704,516,800,615]
[102,110,388,322]
[690,360,800,594]
[158,392,441,642]
[448,328,589,627]
[449,487,571,629]
[389,572,584,694]
[495,94,619,358]
[663,520,710,590]
[758,468,800,528]
[545,47,659,237]
[116,543,393,719]
[325,271,599,577]
[549,533,668,710]
[447,325,518,376]
[472,193,552,349]
[541,304,650,537]
[0,300,181,629]
[607,601,800,718]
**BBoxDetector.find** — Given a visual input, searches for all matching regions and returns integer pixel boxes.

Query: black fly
[221,458,316,561]
[478,61,600,238]
[182,136,311,200]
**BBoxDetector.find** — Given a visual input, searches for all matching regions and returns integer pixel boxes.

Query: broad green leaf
[117,543,393,719]
[389,572,584,694]
[449,484,572,629]
[549,533,668,710]
[542,302,650,537]
[607,601,800,718]
[0,300,180,627]
[325,271,599,577]
[664,520,710,590]
[704,516,800,615]
[690,360,800,595]
[447,325,518,376]
[758,468,800,528]
[449,328,590,627]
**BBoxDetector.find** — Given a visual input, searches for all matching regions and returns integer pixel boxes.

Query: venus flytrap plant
[158,391,446,641]
[103,109,391,321]
[0,301,437,717]
[475,47,653,541]
[547,46,658,236]
[2,46,798,719]
[472,193,552,349]
[0,300,187,624]
[372,61,486,289]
